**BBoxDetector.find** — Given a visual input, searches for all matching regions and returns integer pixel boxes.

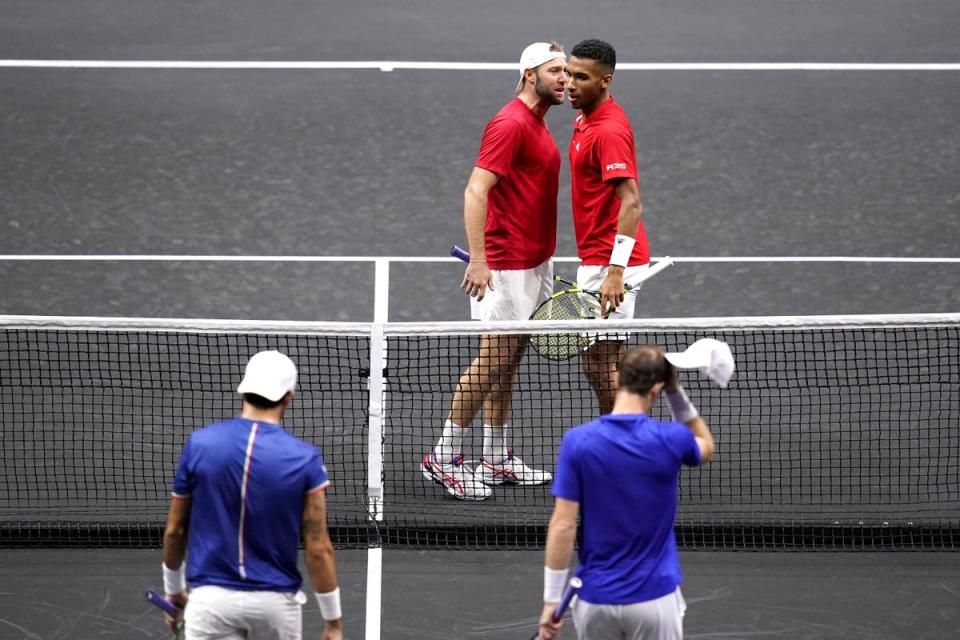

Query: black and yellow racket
[450,246,672,360]
[526,282,608,360]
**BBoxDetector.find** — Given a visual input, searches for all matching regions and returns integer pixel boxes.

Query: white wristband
[544,567,569,603]
[162,562,187,595]
[609,234,636,267]
[666,387,699,423]
[315,587,342,621]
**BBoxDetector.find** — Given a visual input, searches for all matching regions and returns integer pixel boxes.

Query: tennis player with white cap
[539,342,726,639]
[161,350,343,640]
[423,41,567,501]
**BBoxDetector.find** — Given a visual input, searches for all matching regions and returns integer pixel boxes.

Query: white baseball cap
[664,338,735,387]
[237,350,298,402]
[516,42,566,92]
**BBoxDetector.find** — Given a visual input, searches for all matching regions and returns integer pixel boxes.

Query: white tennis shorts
[184,585,307,640]
[572,587,687,640]
[577,263,650,320]
[470,259,553,321]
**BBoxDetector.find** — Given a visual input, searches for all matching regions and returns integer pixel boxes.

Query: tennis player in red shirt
[422,42,567,501]
[566,39,651,415]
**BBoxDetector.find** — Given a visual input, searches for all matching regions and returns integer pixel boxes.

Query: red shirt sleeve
[475,115,522,177]
[596,126,637,183]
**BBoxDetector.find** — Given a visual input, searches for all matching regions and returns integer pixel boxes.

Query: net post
[365,258,389,640]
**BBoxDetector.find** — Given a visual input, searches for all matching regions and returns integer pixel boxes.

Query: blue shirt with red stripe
[552,413,700,604]
[172,417,330,592]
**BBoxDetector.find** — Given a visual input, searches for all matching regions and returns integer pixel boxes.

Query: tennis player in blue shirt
[538,345,716,640]
[161,350,343,640]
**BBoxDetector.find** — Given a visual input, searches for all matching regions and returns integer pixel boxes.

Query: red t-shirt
[569,96,649,266]
[474,98,560,270]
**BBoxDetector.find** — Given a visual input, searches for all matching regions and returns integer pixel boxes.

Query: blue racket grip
[530,577,582,639]
[450,245,470,262]
[553,577,582,621]
[145,589,180,616]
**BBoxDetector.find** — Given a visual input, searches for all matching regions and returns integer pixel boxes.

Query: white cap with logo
[664,338,735,387]
[516,41,565,93]
[237,350,298,402]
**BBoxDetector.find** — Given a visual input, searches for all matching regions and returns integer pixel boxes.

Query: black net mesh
[0,328,371,548]
[1,318,958,550]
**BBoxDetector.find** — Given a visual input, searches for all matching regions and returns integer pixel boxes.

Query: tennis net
[1,314,958,550]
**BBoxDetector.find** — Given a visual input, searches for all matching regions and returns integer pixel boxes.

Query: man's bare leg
[581,340,625,415]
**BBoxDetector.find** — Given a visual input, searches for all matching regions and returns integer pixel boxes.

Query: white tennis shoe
[475,452,552,486]
[421,452,492,501]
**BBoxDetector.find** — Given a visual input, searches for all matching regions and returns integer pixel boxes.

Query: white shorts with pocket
[184,585,307,640]
[577,263,650,320]
[470,259,553,321]
[572,586,687,640]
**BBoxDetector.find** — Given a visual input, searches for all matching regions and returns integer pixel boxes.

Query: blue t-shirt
[552,413,701,604]
[172,417,330,592]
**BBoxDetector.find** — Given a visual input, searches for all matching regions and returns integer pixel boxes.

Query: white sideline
[1,60,959,71]
[1,255,960,263]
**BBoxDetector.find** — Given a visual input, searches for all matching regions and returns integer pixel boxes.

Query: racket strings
[529,291,602,360]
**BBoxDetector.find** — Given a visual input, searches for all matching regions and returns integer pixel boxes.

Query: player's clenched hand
[164,591,188,634]
[461,261,494,300]
[599,267,626,317]
[538,603,563,639]
[321,619,344,640]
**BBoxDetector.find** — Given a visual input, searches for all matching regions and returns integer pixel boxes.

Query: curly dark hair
[570,39,616,72]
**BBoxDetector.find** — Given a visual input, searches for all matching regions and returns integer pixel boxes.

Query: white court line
[0,255,959,263]
[1,60,959,71]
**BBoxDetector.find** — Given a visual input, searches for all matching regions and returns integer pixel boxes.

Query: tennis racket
[529,576,583,640]
[145,589,184,639]
[527,282,608,361]
[452,245,594,359]
[450,245,673,360]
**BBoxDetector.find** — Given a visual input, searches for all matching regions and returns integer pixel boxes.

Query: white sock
[482,423,510,463]
[435,420,467,462]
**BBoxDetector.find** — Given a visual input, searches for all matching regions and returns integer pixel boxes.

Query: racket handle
[450,245,471,262]
[145,589,180,616]
[530,577,582,639]
[553,577,582,621]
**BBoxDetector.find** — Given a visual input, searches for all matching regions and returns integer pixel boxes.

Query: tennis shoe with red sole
[475,451,552,486]
[421,452,492,501]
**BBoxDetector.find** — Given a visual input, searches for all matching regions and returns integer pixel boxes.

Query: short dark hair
[570,39,616,72]
[618,345,670,396]
[242,392,284,410]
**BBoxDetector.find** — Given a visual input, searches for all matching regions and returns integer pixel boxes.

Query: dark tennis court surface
[2,2,960,321]
[1,549,958,639]
[2,0,960,638]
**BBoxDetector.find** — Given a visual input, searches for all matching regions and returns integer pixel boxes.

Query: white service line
[1,255,959,264]
[365,547,383,640]
[1,60,959,71]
